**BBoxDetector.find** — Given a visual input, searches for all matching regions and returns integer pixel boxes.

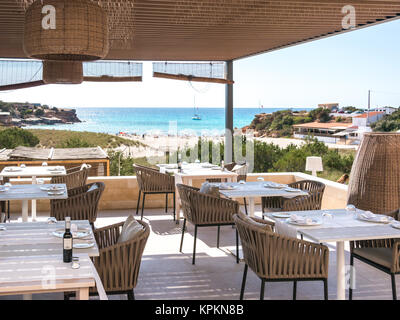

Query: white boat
[192,97,201,120]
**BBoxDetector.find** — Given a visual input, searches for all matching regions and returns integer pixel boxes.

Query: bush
[0,128,39,148]
[58,137,94,148]
[34,109,45,117]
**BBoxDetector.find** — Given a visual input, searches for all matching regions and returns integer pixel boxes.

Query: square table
[266,209,400,300]
[158,163,238,221]
[0,184,68,222]
[0,254,96,300]
[1,166,67,221]
[218,181,308,217]
[0,220,99,257]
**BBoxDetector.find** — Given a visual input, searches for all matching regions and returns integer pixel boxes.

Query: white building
[352,111,385,127]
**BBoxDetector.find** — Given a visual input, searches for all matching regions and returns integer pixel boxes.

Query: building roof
[354,111,385,118]
[293,121,354,130]
[3,146,108,160]
[1,1,400,61]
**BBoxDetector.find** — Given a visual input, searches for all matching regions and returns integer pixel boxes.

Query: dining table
[0,184,68,222]
[218,181,308,217]
[0,166,67,221]
[157,163,238,221]
[0,219,106,300]
[265,208,400,300]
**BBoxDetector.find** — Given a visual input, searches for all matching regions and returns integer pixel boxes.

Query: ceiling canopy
[1,0,400,61]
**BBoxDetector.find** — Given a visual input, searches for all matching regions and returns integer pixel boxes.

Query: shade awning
[1,1,400,61]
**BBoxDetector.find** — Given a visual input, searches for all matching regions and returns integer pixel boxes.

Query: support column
[225,60,234,163]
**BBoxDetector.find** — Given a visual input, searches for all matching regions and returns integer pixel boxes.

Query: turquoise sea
[25,107,312,135]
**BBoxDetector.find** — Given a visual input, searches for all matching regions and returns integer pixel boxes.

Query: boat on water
[192,97,201,120]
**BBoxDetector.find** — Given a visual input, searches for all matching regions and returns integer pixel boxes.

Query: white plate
[358,214,393,224]
[201,163,214,168]
[41,186,64,191]
[286,218,322,226]
[5,167,22,172]
[219,185,237,190]
[0,189,6,193]
[211,167,222,170]
[271,212,291,218]
[52,229,91,239]
[48,191,65,196]
[73,242,95,249]
[285,188,301,193]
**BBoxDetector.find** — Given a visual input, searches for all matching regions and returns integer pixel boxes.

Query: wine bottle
[177,153,182,173]
[63,217,73,263]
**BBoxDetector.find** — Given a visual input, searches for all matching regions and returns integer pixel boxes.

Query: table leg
[76,288,89,300]
[248,197,255,217]
[336,241,345,300]
[31,176,37,222]
[22,200,29,222]
[175,185,181,223]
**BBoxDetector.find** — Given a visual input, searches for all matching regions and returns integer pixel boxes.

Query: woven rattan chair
[134,164,176,221]
[50,182,105,225]
[232,164,249,214]
[50,164,90,189]
[66,219,150,300]
[92,219,150,299]
[234,212,329,300]
[262,180,325,213]
[177,183,240,264]
[349,210,400,300]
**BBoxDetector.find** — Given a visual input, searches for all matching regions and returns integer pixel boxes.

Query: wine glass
[345,204,357,218]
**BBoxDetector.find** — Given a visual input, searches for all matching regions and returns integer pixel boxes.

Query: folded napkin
[360,211,389,222]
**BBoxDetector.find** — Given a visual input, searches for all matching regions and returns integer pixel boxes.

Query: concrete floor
[2,205,398,300]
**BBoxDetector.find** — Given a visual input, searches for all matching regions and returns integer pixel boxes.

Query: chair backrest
[134,164,174,192]
[177,183,239,225]
[50,182,105,224]
[51,165,89,189]
[224,162,237,171]
[231,163,248,182]
[287,180,325,210]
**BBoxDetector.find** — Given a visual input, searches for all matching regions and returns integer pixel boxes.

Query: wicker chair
[92,219,150,299]
[177,183,240,264]
[50,164,90,189]
[134,164,175,221]
[50,182,105,225]
[349,210,400,300]
[234,212,329,300]
[66,219,150,300]
[232,164,249,215]
[262,180,325,213]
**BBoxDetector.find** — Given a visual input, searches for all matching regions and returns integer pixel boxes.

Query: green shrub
[0,127,39,149]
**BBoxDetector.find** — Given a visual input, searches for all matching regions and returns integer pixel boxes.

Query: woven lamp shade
[23,0,109,61]
[347,132,400,214]
[43,60,83,84]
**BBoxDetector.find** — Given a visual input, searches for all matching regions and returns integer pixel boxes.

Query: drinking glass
[257,177,264,181]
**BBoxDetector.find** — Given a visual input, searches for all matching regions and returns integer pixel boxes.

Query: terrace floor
[1,205,397,300]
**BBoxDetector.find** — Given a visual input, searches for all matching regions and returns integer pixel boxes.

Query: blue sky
[2,18,400,109]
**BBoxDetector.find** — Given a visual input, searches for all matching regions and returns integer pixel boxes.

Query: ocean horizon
[25,107,313,135]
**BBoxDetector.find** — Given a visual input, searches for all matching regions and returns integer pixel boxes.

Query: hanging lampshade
[347,132,400,214]
[23,0,109,61]
[42,60,83,84]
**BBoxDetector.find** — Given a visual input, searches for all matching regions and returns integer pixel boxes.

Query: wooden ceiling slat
[0,0,400,61]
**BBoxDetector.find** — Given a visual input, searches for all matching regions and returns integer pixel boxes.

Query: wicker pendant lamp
[23,0,109,84]
[347,132,400,214]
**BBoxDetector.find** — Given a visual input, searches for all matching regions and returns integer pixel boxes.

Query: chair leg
[349,254,354,300]
[165,193,168,213]
[173,192,176,221]
[192,225,198,265]
[293,281,297,300]
[127,290,135,300]
[64,293,70,300]
[323,279,328,300]
[391,274,397,300]
[240,264,248,300]
[236,229,239,264]
[7,200,10,222]
[179,219,186,252]
[140,193,146,220]
[243,198,248,215]
[135,191,141,216]
[217,226,220,248]
[260,279,265,300]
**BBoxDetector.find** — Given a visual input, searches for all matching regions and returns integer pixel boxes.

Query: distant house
[293,121,354,144]
[0,112,12,125]
[318,103,339,111]
[373,107,397,115]
[352,111,385,127]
